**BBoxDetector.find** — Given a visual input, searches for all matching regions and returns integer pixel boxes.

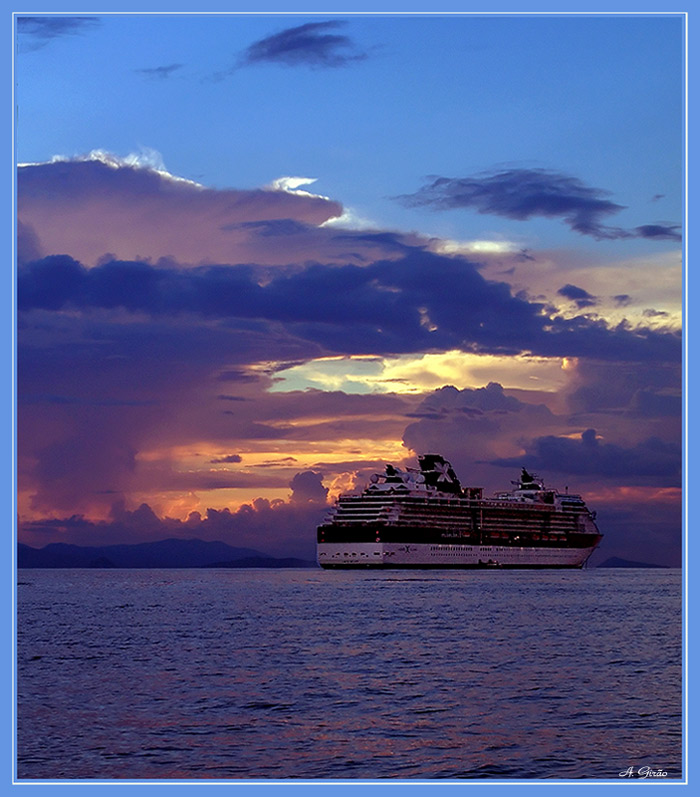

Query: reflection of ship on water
[317,454,602,569]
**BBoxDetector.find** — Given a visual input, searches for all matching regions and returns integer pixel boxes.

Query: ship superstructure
[317,455,602,569]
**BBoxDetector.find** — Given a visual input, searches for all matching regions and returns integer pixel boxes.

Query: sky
[14,11,684,565]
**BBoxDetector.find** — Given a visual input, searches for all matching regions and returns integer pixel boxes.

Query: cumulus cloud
[241,21,367,68]
[399,168,682,242]
[403,383,557,487]
[289,471,329,504]
[20,494,326,559]
[17,156,343,266]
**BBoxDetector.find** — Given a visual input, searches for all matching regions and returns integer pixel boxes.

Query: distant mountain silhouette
[17,538,317,569]
[596,556,668,569]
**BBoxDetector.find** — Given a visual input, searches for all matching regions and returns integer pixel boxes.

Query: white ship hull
[318,541,598,569]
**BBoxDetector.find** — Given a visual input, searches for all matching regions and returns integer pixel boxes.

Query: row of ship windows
[333,527,570,539]
[431,546,499,552]
[335,513,577,526]
[339,501,583,511]
[335,515,574,531]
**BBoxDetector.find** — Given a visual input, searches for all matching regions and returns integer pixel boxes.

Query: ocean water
[16,568,682,781]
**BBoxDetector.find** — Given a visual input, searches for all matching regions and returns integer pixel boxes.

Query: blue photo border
[6,2,691,794]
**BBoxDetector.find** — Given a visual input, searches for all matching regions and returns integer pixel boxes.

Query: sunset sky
[15,12,684,564]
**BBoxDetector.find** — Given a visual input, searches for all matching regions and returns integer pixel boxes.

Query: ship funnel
[519,467,543,489]
[418,454,462,494]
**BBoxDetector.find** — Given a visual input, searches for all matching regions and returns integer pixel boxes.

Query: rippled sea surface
[17,568,682,781]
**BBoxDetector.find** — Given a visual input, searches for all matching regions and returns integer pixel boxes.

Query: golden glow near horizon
[478,248,682,329]
[121,437,411,519]
[270,351,569,395]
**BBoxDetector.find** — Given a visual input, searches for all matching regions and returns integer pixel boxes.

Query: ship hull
[317,540,599,569]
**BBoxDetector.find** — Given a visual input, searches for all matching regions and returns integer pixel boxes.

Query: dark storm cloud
[399,168,682,242]
[241,21,367,68]
[557,284,598,309]
[18,252,681,365]
[490,428,681,485]
[17,16,100,49]
[135,63,184,79]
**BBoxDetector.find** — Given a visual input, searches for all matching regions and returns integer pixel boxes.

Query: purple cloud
[17,16,100,49]
[289,471,328,504]
[210,454,243,464]
[557,283,598,309]
[399,168,682,242]
[632,223,682,241]
[490,428,681,485]
[17,252,681,365]
[20,495,326,559]
[242,21,367,68]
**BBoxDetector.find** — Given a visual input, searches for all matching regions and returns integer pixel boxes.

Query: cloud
[17,252,681,366]
[20,494,326,559]
[17,16,100,50]
[402,373,680,488]
[135,64,184,79]
[402,383,559,490]
[557,283,598,309]
[210,454,242,464]
[489,428,681,486]
[398,168,682,242]
[289,471,328,504]
[17,155,343,266]
[632,224,682,241]
[241,21,367,68]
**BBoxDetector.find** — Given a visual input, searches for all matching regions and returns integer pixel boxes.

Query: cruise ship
[317,454,602,569]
